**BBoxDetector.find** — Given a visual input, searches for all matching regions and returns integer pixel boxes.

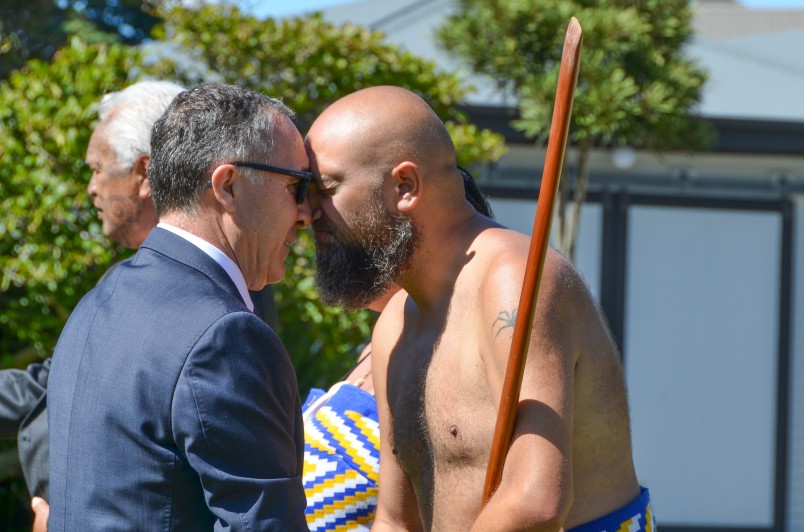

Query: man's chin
[314,276,353,310]
[105,228,121,244]
[265,267,285,287]
[320,295,367,312]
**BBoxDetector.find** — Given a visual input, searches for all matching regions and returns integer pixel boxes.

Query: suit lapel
[139,227,249,309]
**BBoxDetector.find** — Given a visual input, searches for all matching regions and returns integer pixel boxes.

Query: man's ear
[209,164,238,213]
[133,155,151,200]
[390,161,421,213]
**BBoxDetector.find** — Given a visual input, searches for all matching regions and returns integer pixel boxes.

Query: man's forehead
[86,131,114,158]
[309,107,370,143]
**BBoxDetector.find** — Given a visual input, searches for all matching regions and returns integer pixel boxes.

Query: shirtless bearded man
[306,85,653,531]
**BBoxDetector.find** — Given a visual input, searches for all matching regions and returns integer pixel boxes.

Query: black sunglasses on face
[215,162,312,204]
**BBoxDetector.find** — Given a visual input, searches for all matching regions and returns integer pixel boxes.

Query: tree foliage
[438,0,711,258]
[152,6,506,168]
[0,38,151,367]
[0,4,506,394]
[0,0,163,80]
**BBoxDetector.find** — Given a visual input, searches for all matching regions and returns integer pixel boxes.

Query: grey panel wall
[787,197,804,531]
[625,206,782,527]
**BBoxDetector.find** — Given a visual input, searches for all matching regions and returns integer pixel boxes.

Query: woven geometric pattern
[612,501,655,532]
[568,487,656,532]
[303,384,380,531]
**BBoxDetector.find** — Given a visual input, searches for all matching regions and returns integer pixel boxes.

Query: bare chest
[387,313,497,509]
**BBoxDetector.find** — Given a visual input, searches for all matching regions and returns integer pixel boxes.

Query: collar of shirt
[156,223,254,312]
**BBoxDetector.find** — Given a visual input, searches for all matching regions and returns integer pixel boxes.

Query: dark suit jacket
[0,284,275,502]
[0,279,276,502]
[48,227,308,531]
[0,360,48,498]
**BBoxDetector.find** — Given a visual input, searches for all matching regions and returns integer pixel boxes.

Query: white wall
[625,205,782,527]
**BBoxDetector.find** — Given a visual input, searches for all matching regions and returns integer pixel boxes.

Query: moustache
[312,220,333,233]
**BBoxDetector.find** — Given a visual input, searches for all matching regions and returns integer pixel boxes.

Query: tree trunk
[556,138,591,261]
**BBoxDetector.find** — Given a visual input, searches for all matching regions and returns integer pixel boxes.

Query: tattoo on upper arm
[492,309,517,339]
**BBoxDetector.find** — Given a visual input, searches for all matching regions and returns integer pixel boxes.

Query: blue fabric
[302,388,326,412]
[303,383,380,531]
[0,362,48,438]
[568,487,655,532]
[48,227,308,531]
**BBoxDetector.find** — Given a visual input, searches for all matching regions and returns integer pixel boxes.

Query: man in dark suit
[48,83,312,530]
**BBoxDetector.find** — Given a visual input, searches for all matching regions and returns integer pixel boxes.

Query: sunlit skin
[307,86,641,532]
[85,112,157,249]
[159,115,313,291]
[226,116,313,288]
[31,496,48,532]
[340,285,402,395]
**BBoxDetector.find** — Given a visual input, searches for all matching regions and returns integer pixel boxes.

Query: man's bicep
[480,252,575,415]
[479,256,533,399]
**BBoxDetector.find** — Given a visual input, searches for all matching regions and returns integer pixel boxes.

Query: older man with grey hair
[87,80,185,248]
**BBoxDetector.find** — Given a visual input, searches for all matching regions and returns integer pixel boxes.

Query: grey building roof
[307,0,804,123]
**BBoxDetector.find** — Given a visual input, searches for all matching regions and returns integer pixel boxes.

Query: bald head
[307,86,458,188]
[308,87,486,308]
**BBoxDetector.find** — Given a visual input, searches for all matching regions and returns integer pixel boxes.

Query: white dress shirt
[157,223,254,312]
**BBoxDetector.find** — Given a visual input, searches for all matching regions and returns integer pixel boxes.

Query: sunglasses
[227,161,313,204]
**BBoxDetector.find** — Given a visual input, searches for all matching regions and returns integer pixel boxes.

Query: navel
[449,425,458,438]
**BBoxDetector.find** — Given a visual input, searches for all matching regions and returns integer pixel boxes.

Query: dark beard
[315,202,418,311]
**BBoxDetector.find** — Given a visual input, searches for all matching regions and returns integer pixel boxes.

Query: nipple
[449,425,458,437]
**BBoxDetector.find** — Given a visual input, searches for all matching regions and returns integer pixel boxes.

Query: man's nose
[305,190,323,224]
[296,196,315,228]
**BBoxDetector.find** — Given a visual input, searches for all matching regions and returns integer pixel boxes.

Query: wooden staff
[482,17,583,505]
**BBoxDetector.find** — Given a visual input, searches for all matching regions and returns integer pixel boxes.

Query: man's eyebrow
[317,170,343,182]
[313,172,331,184]
[315,175,340,190]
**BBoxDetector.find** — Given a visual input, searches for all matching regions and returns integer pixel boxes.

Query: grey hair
[148,83,296,216]
[98,80,185,170]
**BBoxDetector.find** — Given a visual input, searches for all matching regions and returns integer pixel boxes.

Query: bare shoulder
[471,227,529,294]
[472,230,600,354]
[472,228,584,287]
[473,229,588,316]
[541,248,597,314]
